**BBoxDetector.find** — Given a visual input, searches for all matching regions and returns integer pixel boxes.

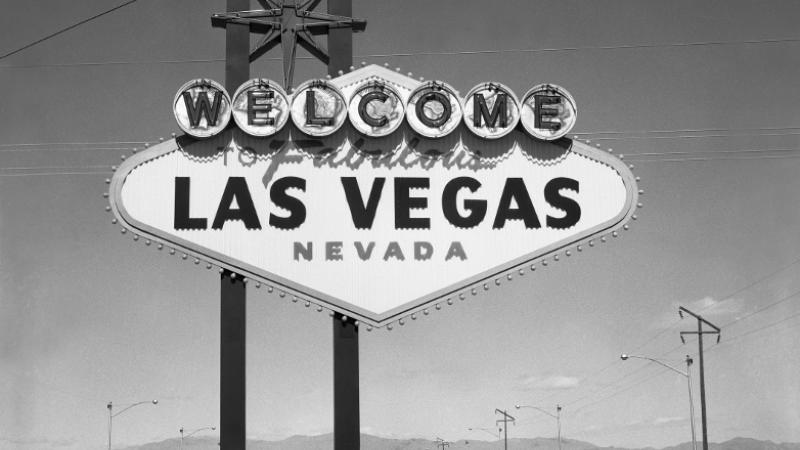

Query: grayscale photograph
[1,1,798,449]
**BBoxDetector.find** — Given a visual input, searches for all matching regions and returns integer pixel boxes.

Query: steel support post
[221,270,247,450]
[328,0,359,449]
[333,313,360,450]
[219,0,249,448]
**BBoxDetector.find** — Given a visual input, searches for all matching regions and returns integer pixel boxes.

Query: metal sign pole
[327,0,360,447]
[220,1,249,448]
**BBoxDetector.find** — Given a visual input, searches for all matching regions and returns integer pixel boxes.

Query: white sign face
[111,66,638,327]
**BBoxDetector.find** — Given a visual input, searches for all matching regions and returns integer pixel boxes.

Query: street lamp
[620,353,697,450]
[180,426,216,450]
[107,399,158,450]
[467,427,501,439]
[514,404,562,450]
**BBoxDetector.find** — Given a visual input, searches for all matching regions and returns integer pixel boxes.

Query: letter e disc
[231,79,290,137]
[406,81,462,138]
[348,81,405,137]
[173,79,231,138]
[520,84,577,140]
[462,82,520,140]
[290,80,348,137]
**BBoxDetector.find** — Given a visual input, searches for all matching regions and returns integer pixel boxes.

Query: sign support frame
[214,0,363,448]
[328,0,361,448]
[220,0,249,449]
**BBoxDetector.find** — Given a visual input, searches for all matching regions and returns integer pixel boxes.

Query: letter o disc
[173,79,231,138]
[348,81,405,137]
[406,81,462,138]
[462,83,520,140]
[290,79,348,137]
[520,84,577,140]
[231,79,290,137]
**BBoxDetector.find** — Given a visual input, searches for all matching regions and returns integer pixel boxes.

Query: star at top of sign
[211,0,367,89]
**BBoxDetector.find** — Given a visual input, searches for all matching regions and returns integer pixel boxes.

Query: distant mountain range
[123,434,800,450]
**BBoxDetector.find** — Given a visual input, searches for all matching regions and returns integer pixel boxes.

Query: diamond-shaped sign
[109,66,638,327]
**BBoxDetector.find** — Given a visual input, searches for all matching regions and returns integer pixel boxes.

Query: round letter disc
[462,82,520,140]
[231,79,290,137]
[348,81,405,137]
[520,84,577,141]
[290,80,348,137]
[406,81,462,138]
[173,79,231,138]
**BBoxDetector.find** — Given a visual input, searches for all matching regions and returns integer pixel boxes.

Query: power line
[2,35,800,69]
[0,141,144,148]
[707,311,800,352]
[552,257,800,410]
[587,132,800,141]
[570,308,799,416]
[0,170,108,177]
[570,366,675,415]
[573,126,800,136]
[562,363,653,408]
[0,147,135,153]
[664,289,800,362]
[621,148,799,158]
[628,258,800,358]
[0,0,141,61]
[627,154,800,163]
[0,165,111,172]
[719,289,800,329]
[0,149,796,180]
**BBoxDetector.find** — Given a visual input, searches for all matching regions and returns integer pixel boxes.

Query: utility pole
[495,409,515,450]
[210,2,365,449]
[679,306,721,450]
[435,437,451,449]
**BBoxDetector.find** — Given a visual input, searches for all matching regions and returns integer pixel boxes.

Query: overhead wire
[623,257,800,360]
[705,311,800,353]
[585,131,800,141]
[0,165,112,172]
[625,154,800,163]
[621,147,799,158]
[550,258,800,412]
[0,141,145,148]
[0,146,137,154]
[0,170,109,177]
[0,0,141,61]
[568,289,800,415]
[573,126,800,136]
[2,35,800,68]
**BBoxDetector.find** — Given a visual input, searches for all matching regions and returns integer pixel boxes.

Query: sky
[1,0,800,449]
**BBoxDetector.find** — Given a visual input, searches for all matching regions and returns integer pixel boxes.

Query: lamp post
[621,353,697,450]
[180,426,216,450]
[107,399,158,450]
[467,427,501,440]
[514,404,562,450]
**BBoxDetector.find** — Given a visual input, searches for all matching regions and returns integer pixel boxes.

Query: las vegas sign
[108,64,639,328]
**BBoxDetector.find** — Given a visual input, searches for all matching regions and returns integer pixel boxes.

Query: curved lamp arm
[620,354,688,377]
